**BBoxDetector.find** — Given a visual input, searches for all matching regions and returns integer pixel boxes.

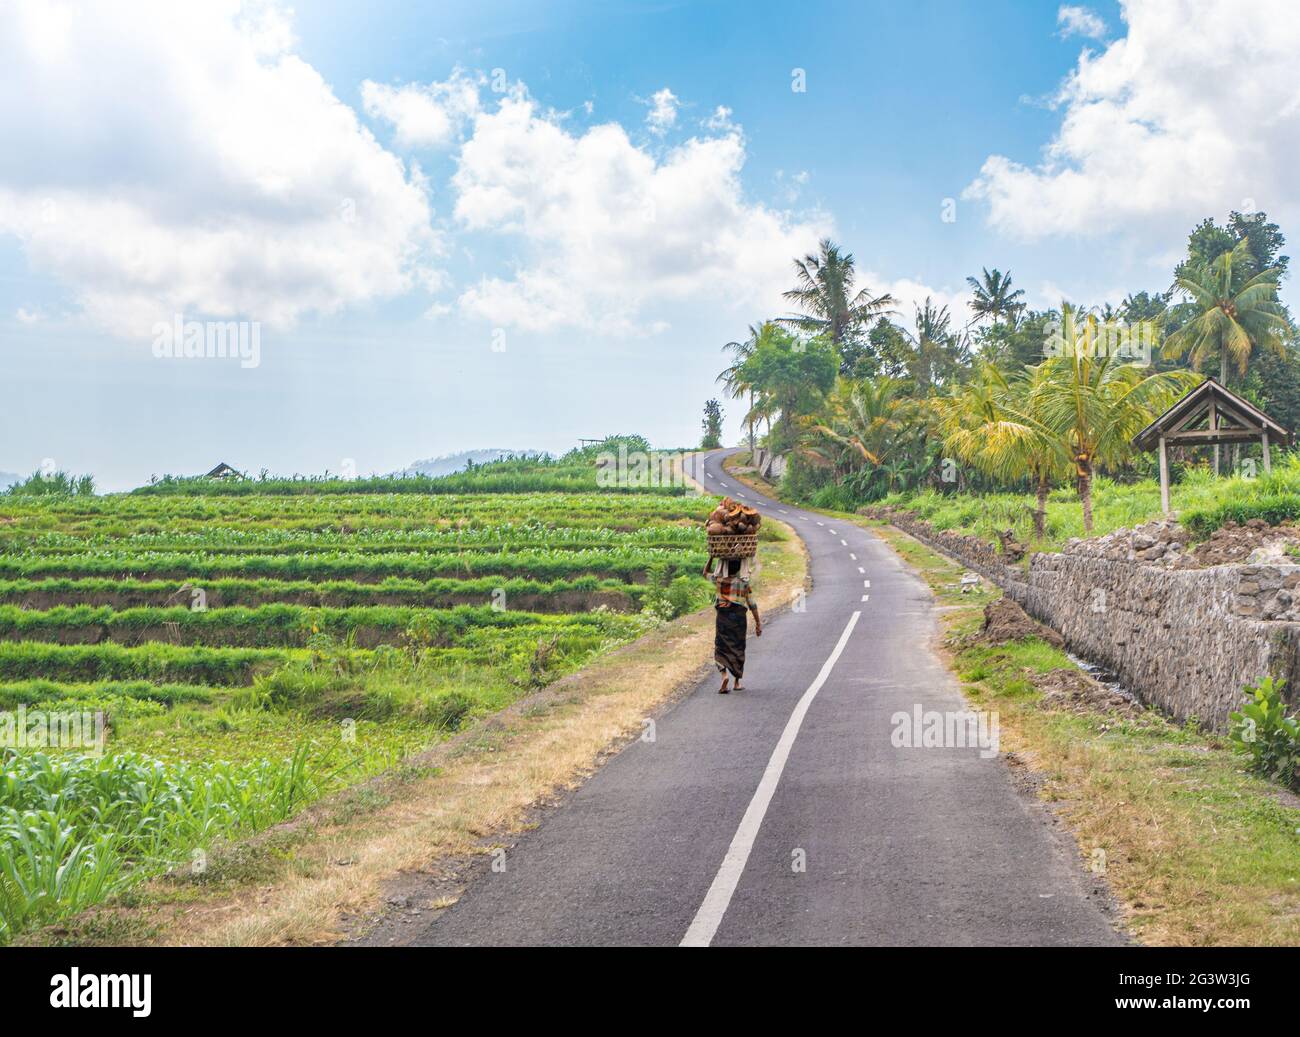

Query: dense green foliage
[723,212,1299,538]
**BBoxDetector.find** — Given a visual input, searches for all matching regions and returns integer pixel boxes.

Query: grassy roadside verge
[722,451,785,500]
[862,517,1300,946]
[22,523,808,946]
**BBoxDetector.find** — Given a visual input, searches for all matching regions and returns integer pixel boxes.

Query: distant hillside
[402,448,529,478]
[0,471,20,490]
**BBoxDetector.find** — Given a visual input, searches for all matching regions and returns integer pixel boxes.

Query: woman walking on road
[703,555,762,693]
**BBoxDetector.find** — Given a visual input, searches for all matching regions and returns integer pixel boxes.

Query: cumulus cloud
[644,88,680,136]
[15,307,42,324]
[965,0,1300,242]
[1056,5,1107,39]
[361,69,482,149]
[0,0,438,336]
[449,88,830,334]
[869,275,973,331]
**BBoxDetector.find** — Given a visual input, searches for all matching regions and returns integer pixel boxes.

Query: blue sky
[3,0,1296,490]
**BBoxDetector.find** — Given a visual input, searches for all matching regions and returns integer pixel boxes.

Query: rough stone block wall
[867,507,1300,729]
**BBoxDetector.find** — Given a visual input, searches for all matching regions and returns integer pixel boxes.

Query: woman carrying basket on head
[702,554,762,693]
[702,497,763,694]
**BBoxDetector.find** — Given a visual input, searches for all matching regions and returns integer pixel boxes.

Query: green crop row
[0,573,646,611]
[0,642,287,686]
[7,523,703,555]
[0,679,218,711]
[0,546,705,583]
[0,602,644,649]
[0,491,711,540]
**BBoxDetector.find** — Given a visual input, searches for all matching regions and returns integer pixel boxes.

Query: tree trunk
[1079,469,1094,533]
[1033,474,1048,540]
[747,391,756,455]
[1220,348,1229,387]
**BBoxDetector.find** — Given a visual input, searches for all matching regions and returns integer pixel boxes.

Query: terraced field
[0,445,716,942]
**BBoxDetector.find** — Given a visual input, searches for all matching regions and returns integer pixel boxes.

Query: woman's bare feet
[718,674,730,694]
[733,680,744,691]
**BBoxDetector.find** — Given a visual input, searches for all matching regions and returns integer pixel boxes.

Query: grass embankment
[25,524,807,947]
[861,518,1300,946]
[878,455,1300,552]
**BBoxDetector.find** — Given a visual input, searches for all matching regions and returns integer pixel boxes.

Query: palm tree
[965,267,1026,327]
[935,364,1066,539]
[805,377,912,465]
[904,298,970,390]
[780,239,895,368]
[1163,239,1290,386]
[1034,330,1199,532]
[717,323,765,454]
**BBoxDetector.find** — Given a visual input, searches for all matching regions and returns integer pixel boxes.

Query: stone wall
[866,506,1300,729]
[752,448,787,482]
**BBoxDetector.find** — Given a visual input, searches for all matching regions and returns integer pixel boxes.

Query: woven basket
[707,533,758,559]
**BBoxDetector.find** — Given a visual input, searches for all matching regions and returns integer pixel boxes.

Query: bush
[424,691,473,731]
[1229,677,1300,789]
[1182,495,1300,537]
[808,483,860,512]
[641,561,708,620]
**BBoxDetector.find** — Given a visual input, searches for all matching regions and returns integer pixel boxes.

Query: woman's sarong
[714,603,748,679]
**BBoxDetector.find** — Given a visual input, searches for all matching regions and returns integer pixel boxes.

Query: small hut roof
[1131,378,1290,451]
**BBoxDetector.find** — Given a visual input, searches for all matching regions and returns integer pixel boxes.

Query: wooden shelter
[203,462,241,479]
[1132,378,1291,515]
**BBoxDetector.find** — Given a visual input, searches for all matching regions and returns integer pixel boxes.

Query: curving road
[408,448,1119,946]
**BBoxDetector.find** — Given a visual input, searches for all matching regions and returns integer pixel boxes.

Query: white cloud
[965,0,1300,242]
[360,69,482,149]
[0,0,438,336]
[1056,5,1107,39]
[644,87,679,136]
[869,275,973,331]
[450,89,830,334]
[15,306,42,324]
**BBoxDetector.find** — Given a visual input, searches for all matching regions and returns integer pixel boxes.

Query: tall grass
[0,745,348,942]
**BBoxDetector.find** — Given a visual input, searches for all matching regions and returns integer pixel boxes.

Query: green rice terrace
[0,440,717,942]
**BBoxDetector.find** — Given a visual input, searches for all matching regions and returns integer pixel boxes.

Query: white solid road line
[680,610,862,948]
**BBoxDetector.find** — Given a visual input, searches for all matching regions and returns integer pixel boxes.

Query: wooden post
[1209,398,1219,476]
[1158,434,1170,515]
[1262,431,1272,475]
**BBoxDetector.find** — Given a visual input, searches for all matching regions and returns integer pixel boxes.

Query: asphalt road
[410,449,1119,946]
